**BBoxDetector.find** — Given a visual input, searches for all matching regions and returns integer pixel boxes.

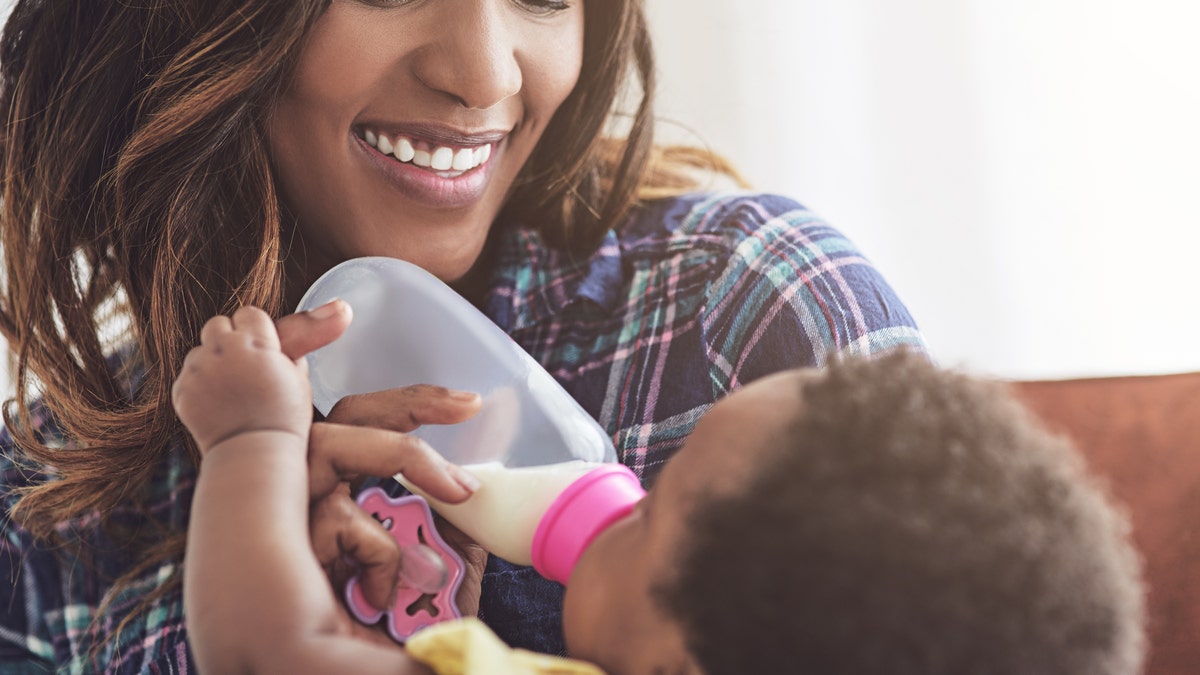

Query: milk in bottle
[400,460,597,566]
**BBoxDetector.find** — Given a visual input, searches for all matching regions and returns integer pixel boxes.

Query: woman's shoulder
[615,191,885,288]
[617,190,927,367]
[618,190,841,258]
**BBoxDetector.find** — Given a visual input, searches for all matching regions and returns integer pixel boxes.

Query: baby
[174,304,1145,674]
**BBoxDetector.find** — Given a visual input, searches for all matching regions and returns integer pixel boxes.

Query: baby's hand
[172,306,314,454]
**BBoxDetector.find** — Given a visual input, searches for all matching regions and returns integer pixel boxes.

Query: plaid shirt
[0,192,925,672]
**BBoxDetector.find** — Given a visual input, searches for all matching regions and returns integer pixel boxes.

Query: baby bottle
[296,257,646,584]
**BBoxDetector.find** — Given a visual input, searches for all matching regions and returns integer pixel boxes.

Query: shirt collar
[481,224,623,332]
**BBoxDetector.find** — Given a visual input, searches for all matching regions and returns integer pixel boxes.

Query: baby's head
[563,350,1145,675]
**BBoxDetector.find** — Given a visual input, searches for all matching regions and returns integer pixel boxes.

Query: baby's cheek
[560,580,593,657]
[561,552,617,663]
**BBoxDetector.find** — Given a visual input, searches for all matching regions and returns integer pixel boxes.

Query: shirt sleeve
[700,194,928,396]
[0,427,57,670]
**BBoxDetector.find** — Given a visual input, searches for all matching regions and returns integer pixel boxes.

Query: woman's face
[269,0,585,292]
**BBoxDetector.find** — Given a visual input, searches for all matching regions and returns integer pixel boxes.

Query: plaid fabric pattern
[0,191,925,671]
[486,192,926,484]
[0,400,195,674]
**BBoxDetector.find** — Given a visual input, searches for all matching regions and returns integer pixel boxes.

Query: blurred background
[1,0,1197,390]
[646,0,1200,379]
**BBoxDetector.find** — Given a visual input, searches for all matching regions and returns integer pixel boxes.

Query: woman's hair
[655,351,1146,675]
[1,0,322,535]
[0,0,700,642]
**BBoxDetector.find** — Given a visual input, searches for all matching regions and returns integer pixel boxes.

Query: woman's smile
[267,0,584,287]
[351,124,509,209]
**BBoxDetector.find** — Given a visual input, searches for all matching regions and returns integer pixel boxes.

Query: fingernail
[398,543,450,594]
[308,298,342,320]
[448,464,481,493]
[449,389,479,402]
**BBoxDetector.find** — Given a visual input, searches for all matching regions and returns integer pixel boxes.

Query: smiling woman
[0,0,924,672]
[269,0,585,286]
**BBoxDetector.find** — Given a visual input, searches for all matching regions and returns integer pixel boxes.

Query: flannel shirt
[0,192,926,672]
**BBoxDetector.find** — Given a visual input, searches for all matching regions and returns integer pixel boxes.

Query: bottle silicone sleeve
[345,488,465,643]
[531,464,646,585]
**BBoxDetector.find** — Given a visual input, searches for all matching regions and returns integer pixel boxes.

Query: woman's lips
[364,128,494,172]
[352,130,502,209]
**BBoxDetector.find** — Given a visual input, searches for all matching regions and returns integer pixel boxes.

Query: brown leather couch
[1012,372,1200,674]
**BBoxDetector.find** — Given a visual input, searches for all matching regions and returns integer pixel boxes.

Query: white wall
[647,0,1200,379]
[1,1,1197,383]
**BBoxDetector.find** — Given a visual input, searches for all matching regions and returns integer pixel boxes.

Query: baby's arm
[174,305,429,674]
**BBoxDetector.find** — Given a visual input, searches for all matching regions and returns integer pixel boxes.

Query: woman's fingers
[310,490,402,611]
[324,385,481,432]
[275,299,354,361]
[434,519,487,618]
[311,387,481,499]
[308,423,480,503]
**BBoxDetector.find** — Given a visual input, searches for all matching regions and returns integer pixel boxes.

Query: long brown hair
[0,0,322,540]
[0,0,713,642]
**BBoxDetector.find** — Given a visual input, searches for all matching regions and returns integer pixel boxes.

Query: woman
[0,0,926,672]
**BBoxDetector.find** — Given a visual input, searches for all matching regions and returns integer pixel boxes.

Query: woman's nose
[411,3,522,110]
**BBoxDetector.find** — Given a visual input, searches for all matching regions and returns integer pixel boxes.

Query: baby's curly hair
[654,350,1146,675]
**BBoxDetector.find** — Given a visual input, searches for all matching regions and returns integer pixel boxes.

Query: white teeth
[395,137,415,163]
[451,147,474,171]
[363,129,493,173]
[430,147,453,171]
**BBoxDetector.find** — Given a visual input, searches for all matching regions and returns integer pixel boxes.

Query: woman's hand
[274,306,489,619]
[305,409,487,617]
[429,516,488,617]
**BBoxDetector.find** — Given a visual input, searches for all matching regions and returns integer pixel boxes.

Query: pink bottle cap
[531,464,646,585]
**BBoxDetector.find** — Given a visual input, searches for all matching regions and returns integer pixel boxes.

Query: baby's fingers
[229,305,280,351]
[196,306,279,352]
[198,314,232,346]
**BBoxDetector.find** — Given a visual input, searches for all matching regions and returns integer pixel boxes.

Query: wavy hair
[0,0,717,649]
